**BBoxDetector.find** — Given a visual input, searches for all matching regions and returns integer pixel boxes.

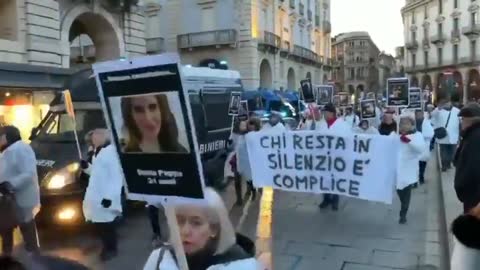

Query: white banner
[245,131,399,204]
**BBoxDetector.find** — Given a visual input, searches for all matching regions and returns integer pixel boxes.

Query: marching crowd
[1,95,480,269]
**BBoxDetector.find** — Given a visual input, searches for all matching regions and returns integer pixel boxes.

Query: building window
[412,53,416,68]
[438,23,443,36]
[439,0,442,14]
[453,44,459,63]
[471,40,477,60]
[424,51,429,66]
[438,47,443,65]
[472,12,478,25]
[454,18,459,31]
[454,0,458,9]
[424,26,428,38]
[412,31,416,41]
[424,6,428,19]
[412,11,415,24]
[0,0,18,41]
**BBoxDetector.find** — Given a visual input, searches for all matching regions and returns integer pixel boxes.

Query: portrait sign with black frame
[228,92,242,116]
[300,78,315,103]
[333,95,340,107]
[93,54,205,203]
[360,99,377,120]
[387,78,410,107]
[407,87,422,109]
[316,85,334,106]
[338,92,350,107]
[238,100,249,121]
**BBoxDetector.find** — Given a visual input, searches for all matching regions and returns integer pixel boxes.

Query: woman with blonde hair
[143,188,262,270]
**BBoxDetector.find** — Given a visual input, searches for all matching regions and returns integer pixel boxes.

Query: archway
[287,68,296,90]
[453,71,463,102]
[410,76,419,87]
[61,4,125,67]
[435,73,447,101]
[259,59,273,89]
[421,74,433,92]
[468,69,480,101]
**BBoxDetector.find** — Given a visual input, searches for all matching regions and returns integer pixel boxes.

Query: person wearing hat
[394,112,425,224]
[318,103,351,211]
[453,103,480,213]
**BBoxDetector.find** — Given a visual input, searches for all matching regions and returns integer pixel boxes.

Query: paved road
[268,156,444,270]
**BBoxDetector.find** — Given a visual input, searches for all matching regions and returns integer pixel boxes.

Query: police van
[30,66,243,225]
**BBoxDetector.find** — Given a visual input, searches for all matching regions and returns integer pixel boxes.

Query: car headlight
[46,163,79,190]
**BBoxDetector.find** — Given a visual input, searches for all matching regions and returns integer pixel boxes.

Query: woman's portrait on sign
[110,92,190,154]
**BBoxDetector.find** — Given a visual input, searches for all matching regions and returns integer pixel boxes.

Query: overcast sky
[331,0,405,55]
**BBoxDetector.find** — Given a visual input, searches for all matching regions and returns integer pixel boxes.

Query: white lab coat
[318,118,352,135]
[0,141,40,222]
[343,114,360,129]
[394,132,425,190]
[418,118,434,161]
[353,126,379,135]
[143,249,263,270]
[83,145,124,223]
[430,107,460,145]
[300,119,326,131]
[262,122,286,132]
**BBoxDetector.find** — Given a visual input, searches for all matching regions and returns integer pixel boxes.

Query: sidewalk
[269,155,445,270]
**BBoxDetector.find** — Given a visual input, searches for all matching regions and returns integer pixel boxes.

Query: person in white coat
[430,100,460,171]
[261,112,286,132]
[318,103,352,211]
[143,188,263,270]
[0,126,40,255]
[353,119,379,135]
[83,141,124,261]
[343,106,359,129]
[414,110,434,185]
[395,113,426,224]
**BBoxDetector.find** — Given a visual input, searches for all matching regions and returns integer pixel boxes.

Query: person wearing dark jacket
[0,255,90,270]
[454,103,480,213]
[378,109,397,135]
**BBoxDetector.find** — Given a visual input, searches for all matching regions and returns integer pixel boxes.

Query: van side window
[188,91,206,136]
[202,88,230,131]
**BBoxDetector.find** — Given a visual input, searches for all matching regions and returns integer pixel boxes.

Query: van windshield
[35,110,106,142]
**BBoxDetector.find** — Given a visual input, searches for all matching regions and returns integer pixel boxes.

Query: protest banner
[228,92,242,116]
[360,99,376,119]
[93,54,205,203]
[408,87,422,109]
[315,85,334,106]
[387,78,409,107]
[338,92,350,107]
[245,131,398,204]
[300,78,315,103]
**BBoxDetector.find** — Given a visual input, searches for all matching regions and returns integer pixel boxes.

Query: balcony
[451,29,461,40]
[292,45,319,64]
[430,33,446,45]
[405,40,419,51]
[323,20,331,33]
[462,24,480,37]
[307,10,312,21]
[258,31,281,52]
[299,3,304,15]
[356,75,366,80]
[460,56,479,64]
[146,37,165,54]
[280,41,291,57]
[289,0,295,9]
[315,15,320,27]
[177,29,237,49]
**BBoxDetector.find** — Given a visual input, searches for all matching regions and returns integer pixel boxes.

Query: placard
[238,100,249,121]
[338,92,350,107]
[316,85,334,106]
[387,78,409,107]
[228,92,242,116]
[245,131,398,204]
[93,54,204,203]
[333,95,340,107]
[360,99,376,119]
[300,79,315,103]
[407,87,422,109]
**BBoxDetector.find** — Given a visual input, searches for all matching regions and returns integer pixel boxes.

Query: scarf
[326,118,337,128]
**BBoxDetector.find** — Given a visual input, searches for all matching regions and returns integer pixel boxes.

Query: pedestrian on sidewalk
[143,188,263,270]
[415,109,434,185]
[83,135,124,261]
[395,112,425,224]
[453,103,480,213]
[318,103,351,211]
[0,126,40,256]
[430,99,460,171]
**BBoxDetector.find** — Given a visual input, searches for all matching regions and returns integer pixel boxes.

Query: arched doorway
[453,71,463,102]
[348,85,355,95]
[410,76,419,87]
[421,74,433,92]
[259,59,273,89]
[287,68,296,90]
[436,73,447,101]
[468,69,480,101]
[62,5,125,67]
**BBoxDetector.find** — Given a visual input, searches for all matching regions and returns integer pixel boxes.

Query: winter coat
[143,245,263,270]
[343,114,359,129]
[453,122,480,209]
[0,141,40,222]
[83,144,124,223]
[451,215,480,270]
[418,118,434,161]
[431,106,460,145]
[394,131,425,190]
